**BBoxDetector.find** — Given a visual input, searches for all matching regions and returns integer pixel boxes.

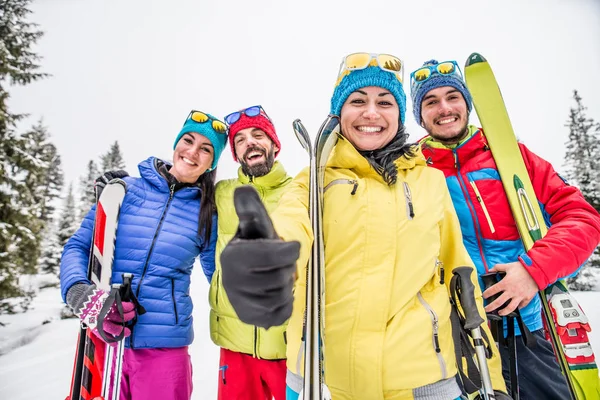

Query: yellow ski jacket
[209,161,293,359]
[273,138,506,399]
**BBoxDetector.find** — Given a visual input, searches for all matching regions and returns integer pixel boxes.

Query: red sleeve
[518,143,600,289]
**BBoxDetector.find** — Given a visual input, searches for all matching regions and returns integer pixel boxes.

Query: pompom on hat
[410,59,473,126]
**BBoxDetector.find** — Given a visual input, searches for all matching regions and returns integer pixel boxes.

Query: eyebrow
[423,88,459,102]
[354,89,392,97]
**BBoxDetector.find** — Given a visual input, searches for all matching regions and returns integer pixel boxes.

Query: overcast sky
[9,0,600,189]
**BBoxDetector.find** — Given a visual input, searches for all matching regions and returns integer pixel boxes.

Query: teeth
[438,117,456,125]
[248,151,263,159]
[357,126,382,133]
[182,157,196,165]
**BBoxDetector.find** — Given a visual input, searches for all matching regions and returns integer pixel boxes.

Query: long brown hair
[197,169,217,249]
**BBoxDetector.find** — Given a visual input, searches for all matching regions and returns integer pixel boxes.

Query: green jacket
[209,161,293,359]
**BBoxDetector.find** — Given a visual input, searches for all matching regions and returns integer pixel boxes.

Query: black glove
[94,170,129,198]
[221,186,300,329]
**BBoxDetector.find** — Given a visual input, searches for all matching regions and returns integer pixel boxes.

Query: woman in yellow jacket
[221,53,509,400]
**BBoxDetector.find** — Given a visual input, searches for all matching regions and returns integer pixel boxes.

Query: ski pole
[452,267,495,399]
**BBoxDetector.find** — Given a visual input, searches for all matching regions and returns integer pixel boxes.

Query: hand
[483,261,539,316]
[94,170,129,198]
[96,301,136,338]
[72,284,135,341]
[221,186,300,329]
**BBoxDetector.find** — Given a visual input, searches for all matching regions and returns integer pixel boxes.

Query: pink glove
[95,301,136,339]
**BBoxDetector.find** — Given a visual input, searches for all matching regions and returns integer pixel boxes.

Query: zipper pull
[403,182,415,219]
[433,320,441,353]
[351,180,358,195]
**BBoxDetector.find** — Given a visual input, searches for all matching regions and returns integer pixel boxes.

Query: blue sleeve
[59,205,96,302]
[199,213,218,283]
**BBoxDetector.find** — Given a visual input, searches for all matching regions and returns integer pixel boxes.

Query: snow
[0,279,599,399]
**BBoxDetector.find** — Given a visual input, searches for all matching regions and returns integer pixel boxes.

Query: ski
[464,52,600,400]
[67,179,127,400]
[292,116,339,400]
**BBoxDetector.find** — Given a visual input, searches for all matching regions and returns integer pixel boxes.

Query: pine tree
[78,160,99,220]
[0,0,48,313]
[100,141,126,172]
[39,219,62,276]
[57,183,79,249]
[563,90,600,291]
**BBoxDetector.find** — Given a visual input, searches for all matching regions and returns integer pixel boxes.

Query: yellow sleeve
[438,185,508,395]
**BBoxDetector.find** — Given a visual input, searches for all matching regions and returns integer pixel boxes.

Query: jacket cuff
[518,253,548,290]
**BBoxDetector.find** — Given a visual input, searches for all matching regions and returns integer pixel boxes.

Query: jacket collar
[419,126,489,168]
[328,136,425,182]
[237,160,290,188]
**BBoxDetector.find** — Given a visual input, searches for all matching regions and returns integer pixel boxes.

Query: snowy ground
[0,276,599,399]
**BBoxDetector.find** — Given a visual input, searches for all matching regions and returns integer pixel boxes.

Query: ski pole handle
[453,267,484,330]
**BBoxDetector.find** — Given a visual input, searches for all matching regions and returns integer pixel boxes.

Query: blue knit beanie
[410,60,473,126]
[173,112,228,171]
[330,65,407,124]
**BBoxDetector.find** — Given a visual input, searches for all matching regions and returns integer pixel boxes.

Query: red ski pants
[218,348,286,400]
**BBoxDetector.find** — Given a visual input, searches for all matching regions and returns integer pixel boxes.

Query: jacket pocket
[171,278,179,325]
[417,292,447,379]
[469,180,495,234]
[324,178,358,195]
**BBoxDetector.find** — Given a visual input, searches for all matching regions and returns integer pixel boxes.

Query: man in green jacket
[209,105,292,400]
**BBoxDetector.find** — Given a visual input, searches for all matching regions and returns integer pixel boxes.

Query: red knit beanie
[228,113,281,161]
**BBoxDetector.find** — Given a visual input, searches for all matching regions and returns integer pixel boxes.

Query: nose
[362,102,380,120]
[438,99,452,115]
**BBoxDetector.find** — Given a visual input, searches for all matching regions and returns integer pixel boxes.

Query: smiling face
[339,86,400,151]
[233,127,279,177]
[170,132,214,183]
[420,86,469,145]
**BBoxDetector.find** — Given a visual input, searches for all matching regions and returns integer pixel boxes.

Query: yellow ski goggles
[335,53,404,87]
[186,110,227,134]
[410,61,462,91]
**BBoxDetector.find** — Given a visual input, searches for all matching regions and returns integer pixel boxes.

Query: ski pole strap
[450,304,483,395]
[97,286,125,344]
[121,273,146,316]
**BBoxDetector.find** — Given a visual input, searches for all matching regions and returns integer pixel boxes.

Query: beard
[423,116,469,145]
[239,145,276,178]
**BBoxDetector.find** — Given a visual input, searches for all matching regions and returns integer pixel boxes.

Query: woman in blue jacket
[60,110,228,400]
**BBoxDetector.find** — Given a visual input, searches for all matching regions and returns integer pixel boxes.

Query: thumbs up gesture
[221,186,300,329]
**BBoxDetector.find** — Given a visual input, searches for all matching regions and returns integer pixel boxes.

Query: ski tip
[465,52,486,67]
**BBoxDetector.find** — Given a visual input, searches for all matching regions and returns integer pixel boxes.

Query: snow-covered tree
[0,0,48,312]
[563,91,600,291]
[100,141,126,172]
[38,219,62,276]
[57,184,79,249]
[78,160,99,220]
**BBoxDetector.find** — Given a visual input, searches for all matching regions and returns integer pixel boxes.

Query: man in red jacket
[410,59,600,399]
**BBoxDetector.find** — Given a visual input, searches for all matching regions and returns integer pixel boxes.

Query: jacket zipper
[417,292,447,379]
[324,178,358,195]
[403,182,415,219]
[171,278,178,325]
[469,180,496,234]
[131,183,175,348]
[453,152,490,272]
[254,326,258,358]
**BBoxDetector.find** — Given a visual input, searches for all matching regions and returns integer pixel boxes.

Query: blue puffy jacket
[60,157,217,349]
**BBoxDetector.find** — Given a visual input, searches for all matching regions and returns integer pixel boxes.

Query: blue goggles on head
[224,105,271,125]
[409,60,463,93]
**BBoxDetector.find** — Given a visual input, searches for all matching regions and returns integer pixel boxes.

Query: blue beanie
[410,60,473,126]
[173,112,228,171]
[330,65,407,124]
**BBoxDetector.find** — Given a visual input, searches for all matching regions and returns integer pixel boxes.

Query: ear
[274,144,280,153]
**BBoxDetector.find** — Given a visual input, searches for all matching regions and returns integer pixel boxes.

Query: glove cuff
[67,283,107,329]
